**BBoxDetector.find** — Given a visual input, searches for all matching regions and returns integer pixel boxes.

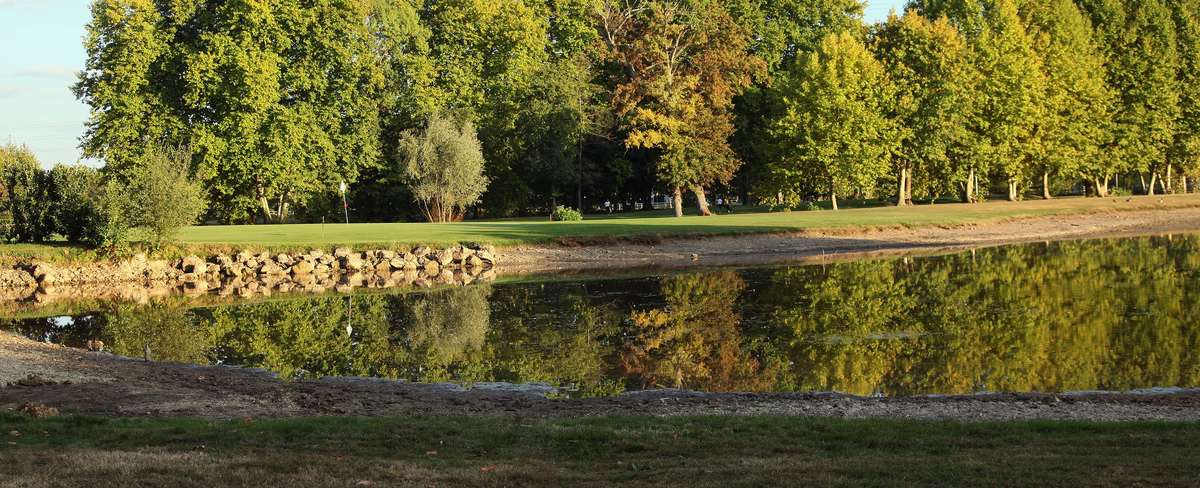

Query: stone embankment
[0,244,498,303]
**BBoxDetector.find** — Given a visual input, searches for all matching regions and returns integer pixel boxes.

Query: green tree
[47,164,102,242]
[397,114,490,223]
[874,11,972,205]
[130,146,208,248]
[1020,0,1114,198]
[1169,0,1200,192]
[0,144,54,243]
[768,31,894,210]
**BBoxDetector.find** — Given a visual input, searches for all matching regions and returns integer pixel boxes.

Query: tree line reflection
[6,236,1200,396]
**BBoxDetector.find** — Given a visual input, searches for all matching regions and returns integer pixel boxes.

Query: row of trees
[768,0,1200,207]
[7,235,1200,395]
[0,144,206,247]
[69,0,1200,222]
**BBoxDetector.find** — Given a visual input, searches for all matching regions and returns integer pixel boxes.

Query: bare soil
[502,205,1200,275]
[3,332,1200,422]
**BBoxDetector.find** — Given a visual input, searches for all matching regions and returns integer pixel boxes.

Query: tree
[599,0,765,217]
[130,146,208,248]
[397,114,490,223]
[768,31,894,210]
[76,0,386,223]
[1078,0,1181,195]
[0,144,54,243]
[1169,0,1200,193]
[1020,0,1114,198]
[874,11,972,205]
[48,164,103,242]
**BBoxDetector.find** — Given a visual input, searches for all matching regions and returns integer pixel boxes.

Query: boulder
[276,254,294,266]
[291,260,315,275]
[411,246,431,257]
[334,247,353,258]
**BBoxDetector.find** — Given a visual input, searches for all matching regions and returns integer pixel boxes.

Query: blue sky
[0,0,907,167]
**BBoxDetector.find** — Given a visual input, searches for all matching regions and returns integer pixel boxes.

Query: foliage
[397,114,489,223]
[79,180,134,252]
[767,31,895,210]
[129,146,208,248]
[600,0,766,216]
[551,206,583,222]
[47,165,102,243]
[0,144,55,243]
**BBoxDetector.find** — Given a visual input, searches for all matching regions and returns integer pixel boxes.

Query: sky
[0,0,908,167]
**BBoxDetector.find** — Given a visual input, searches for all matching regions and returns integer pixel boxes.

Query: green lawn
[4,194,1200,262]
[177,194,1200,248]
[1,414,1197,487]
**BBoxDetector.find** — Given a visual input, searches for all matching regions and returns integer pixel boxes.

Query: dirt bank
[502,205,1200,275]
[3,332,1199,422]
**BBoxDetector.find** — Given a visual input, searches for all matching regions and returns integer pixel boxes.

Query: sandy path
[501,205,1200,275]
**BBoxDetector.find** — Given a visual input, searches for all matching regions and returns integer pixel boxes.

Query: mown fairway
[176,195,1200,248]
[2,414,1198,487]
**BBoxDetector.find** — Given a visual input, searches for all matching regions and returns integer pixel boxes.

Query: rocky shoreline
[0,244,497,303]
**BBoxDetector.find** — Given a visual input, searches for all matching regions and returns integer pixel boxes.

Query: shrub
[129,145,208,248]
[802,201,823,211]
[398,113,489,222]
[551,205,583,222]
[48,164,102,242]
[80,180,134,252]
[0,144,55,242]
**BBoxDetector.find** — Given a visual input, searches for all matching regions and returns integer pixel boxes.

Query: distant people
[716,196,734,214]
[604,199,613,214]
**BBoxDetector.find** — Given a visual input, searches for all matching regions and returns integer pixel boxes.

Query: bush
[0,144,55,243]
[398,113,489,223]
[80,180,134,252]
[552,205,583,222]
[48,164,102,242]
[129,145,208,248]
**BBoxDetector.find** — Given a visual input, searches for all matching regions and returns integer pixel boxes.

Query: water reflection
[5,235,1200,396]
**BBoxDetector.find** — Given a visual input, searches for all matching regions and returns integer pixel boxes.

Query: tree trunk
[1148,173,1158,196]
[831,190,839,211]
[897,168,907,207]
[672,187,683,217]
[1042,171,1052,200]
[692,186,712,216]
[966,168,976,203]
[905,168,913,205]
[1184,176,1190,194]
[1008,179,1018,202]
[1167,164,1173,194]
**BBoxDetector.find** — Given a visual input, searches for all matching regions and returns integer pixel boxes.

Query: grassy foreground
[1,414,1198,487]
[3,194,1200,263]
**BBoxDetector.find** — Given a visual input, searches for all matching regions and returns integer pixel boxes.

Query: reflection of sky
[0,0,907,168]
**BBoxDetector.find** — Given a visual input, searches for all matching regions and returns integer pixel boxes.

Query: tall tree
[1020,0,1114,198]
[1169,0,1200,193]
[769,31,895,210]
[599,0,764,217]
[1078,0,1181,195]
[874,11,972,205]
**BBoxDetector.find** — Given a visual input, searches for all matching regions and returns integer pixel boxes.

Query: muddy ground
[503,205,1200,275]
[3,332,1200,422]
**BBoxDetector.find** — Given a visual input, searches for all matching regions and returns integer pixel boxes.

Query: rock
[374,260,392,273]
[259,262,285,276]
[235,251,254,263]
[291,260,315,275]
[423,260,441,275]
[341,254,365,271]
[411,246,431,257]
[466,255,483,268]
[476,250,497,265]
[181,255,206,274]
[389,257,407,270]
[334,247,353,258]
[31,263,55,283]
[435,250,454,266]
[376,250,395,260]
[9,374,56,388]
[276,254,294,266]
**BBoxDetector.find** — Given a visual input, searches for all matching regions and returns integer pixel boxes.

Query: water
[4,235,1200,397]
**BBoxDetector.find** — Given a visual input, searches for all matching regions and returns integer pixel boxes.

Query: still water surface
[5,235,1200,397]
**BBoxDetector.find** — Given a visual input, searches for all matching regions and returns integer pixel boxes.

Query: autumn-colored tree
[599,0,764,216]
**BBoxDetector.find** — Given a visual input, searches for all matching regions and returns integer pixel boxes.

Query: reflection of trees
[767,237,1200,396]
[105,302,213,363]
[399,285,493,382]
[621,271,779,392]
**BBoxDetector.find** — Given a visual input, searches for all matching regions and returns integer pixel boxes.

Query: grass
[1,414,1198,487]
[4,194,1200,264]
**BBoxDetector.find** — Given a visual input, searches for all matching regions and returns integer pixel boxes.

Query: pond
[4,235,1200,397]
